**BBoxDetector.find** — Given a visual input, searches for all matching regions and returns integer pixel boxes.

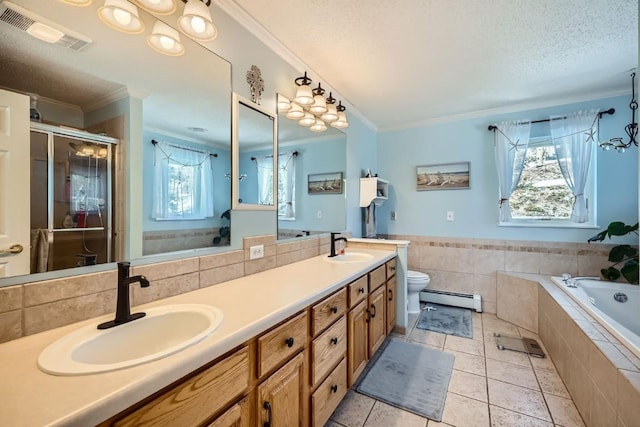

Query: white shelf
[359,177,389,207]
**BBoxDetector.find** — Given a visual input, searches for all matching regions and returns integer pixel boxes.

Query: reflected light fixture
[320,92,338,123]
[133,0,176,14]
[299,113,316,127]
[294,72,314,106]
[277,94,291,112]
[310,119,327,133]
[147,20,184,56]
[285,102,304,120]
[599,72,637,153]
[59,0,93,6]
[98,0,144,34]
[178,0,217,41]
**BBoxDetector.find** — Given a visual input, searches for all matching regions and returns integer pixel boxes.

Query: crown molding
[215,0,377,132]
[84,87,149,113]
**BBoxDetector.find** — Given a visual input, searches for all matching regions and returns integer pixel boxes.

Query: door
[386,276,397,335]
[207,396,252,427]
[258,351,306,427]
[347,299,369,387]
[368,285,386,358]
[0,89,30,277]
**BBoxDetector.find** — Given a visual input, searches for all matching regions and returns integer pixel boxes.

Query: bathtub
[551,276,640,358]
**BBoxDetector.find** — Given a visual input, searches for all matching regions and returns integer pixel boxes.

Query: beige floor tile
[448,350,486,376]
[489,405,553,427]
[485,342,531,367]
[325,421,345,427]
[535,368,570,398]
[483,320,520,336]
[330,390,375,427]
[409,328,447,348]
[426,420,455,426]
[363,401,428,427]
[448,369,488,402]
[529,354,558,372]
[545,394,586,427]
[486,358,539,390]
[472,326,484,341]
[488,379,551,422]
[444,335,485,357]
[440,392,490,427]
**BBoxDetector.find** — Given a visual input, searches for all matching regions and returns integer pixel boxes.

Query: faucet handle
[561,273,572,283]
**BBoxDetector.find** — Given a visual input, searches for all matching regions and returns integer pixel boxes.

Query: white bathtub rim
[550,276,640,360]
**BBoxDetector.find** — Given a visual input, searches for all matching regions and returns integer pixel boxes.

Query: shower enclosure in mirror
[275,94,347,240]
[30,123,116,273]
[0,0,232,281]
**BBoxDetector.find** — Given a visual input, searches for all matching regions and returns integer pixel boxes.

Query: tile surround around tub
[0,233,337,343]
[388,234,616,314]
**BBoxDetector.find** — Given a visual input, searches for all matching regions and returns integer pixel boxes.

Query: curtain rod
[487,108,615,131]
[251,151,298,161]
[151,139,218,157]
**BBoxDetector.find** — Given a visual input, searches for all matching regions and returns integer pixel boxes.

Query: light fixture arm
[626,72,638,147]
[181,0,211,5]
[295,71,312,87]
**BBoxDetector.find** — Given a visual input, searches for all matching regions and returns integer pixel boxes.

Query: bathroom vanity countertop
[0,248,396,427]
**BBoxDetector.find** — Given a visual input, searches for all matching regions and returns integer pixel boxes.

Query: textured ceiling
[231,0,638,130]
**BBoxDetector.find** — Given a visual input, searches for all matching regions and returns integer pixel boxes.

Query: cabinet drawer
[115,346,250,427]
[257,311,308,378]
[311,358,347,427]
[206,395,251,427]
[368,265,386,292]
[311,316,347,387]
[311,288,347,336]
[386,258,397,279]
[348,275,368,308]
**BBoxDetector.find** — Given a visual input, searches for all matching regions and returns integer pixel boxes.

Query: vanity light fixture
[147,19,184,56]
[285,102,305,120]
[299,112,316,127]
[320,92,338,123]
[309,83,328,114]
[98,0,144,34]
[178,0,217,41]
[310,119,327,133]
[294,72,314,106]
[599,72,637,153]
[277,94,291,112]
[133,0,176,15]
[331,101,349,128]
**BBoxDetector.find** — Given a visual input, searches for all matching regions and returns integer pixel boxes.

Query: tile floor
[326,307,586,427]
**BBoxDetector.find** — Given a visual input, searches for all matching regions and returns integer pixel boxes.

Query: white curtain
[278,152,296,219]
[550,110,598,223]
[152,141,214,219]
[256,156,273,205]
[493,120,531,222]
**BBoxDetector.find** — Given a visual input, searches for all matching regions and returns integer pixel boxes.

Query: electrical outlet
[317,210,323,219]
[249,245,264,260]
[446,211,454,221]
[390,211,397,220]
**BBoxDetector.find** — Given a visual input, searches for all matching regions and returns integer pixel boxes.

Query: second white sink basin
[38,304,223,376]
[325,252,374,263]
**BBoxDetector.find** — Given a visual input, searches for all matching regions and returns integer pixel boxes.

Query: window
[508,137,596,225]
[152,141,214,220]
[256,152,296,219]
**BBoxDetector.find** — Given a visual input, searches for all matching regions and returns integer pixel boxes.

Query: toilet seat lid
[407,269,430,280]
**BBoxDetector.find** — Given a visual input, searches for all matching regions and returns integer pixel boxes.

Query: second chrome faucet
[98,262,150,330]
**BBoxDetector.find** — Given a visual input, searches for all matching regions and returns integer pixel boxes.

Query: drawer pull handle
[263,401,272,427]
[331,384,338,393]
[390,266,396,271]
[358,287,365,294]
[331,337,339,345]
[388,289,393,301]
[371,303,377,318]
[331,305,338,314]
[285,337,294,348]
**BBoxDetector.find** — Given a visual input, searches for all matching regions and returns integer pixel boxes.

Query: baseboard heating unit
[419,289,483,312]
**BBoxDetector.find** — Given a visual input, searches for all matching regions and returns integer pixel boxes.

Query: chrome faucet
[98,262,150,329]
[561,274,600,288]
[329,232,347,257]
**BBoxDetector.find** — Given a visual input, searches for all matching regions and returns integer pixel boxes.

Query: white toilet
[407,270,430,314]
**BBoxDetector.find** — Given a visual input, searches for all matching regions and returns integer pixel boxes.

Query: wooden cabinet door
[206,396,251,427]
[347,300,368,387]
[257,352,306,427]
[386,276,397,335]
[368,285,386,358]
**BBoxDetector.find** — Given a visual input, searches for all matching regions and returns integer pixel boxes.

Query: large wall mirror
[232,93,277,211]
[276,94,347,240]
[0,0,231,282]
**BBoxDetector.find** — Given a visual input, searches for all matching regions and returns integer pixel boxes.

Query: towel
[30,229,49,273]
[365,203,377,238]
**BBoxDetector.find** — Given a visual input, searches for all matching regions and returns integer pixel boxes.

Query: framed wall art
[308,172,343,194]
[416,162,470,191]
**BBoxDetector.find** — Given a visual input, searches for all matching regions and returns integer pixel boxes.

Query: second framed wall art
[416,162,470,191]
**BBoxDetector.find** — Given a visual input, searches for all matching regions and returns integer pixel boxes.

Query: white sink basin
[325,252,374,263]
[38,304,223,376]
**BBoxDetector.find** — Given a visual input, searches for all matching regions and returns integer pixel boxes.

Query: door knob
[0,244,23,255]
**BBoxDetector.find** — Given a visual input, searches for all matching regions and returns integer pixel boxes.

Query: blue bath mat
[417,303,473,338]
[356,338,454,421]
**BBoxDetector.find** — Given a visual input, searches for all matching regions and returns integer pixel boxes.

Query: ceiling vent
[0,1,92,51]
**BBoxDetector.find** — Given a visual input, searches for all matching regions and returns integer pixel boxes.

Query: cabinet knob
[285,337,294,348]
[358,287,365,294]
[331,306,338,314]
[331,337,338,345]
[331,384,338,393]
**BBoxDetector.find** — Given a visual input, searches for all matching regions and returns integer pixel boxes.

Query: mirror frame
[231,93,278,211]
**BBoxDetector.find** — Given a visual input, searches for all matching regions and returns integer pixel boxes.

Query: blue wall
[377,94,638,243]
[142,130,231,232]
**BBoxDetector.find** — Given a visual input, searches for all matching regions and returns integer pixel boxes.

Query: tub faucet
[561,274,600,288]
[329,232,348,257]
[98,262,150,329]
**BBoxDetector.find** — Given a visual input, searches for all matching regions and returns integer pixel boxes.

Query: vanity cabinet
[206,396,252,427]
[385,257,397,335]
[367,285,386,357]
